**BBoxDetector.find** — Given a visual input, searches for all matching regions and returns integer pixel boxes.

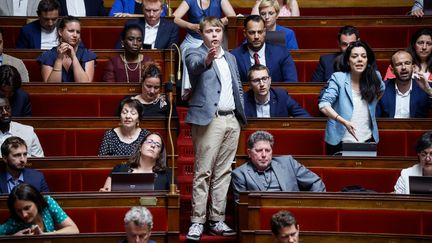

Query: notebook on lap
[409,176,432,194]
[111,172,155,191]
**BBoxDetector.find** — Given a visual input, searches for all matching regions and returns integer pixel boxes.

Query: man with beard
[16,0,60,49]
[231,15,297,83]
[0,136,48,194]
[376,50,432,118]
[0,95,44,157]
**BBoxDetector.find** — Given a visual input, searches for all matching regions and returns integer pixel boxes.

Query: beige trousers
[190,114,240,224]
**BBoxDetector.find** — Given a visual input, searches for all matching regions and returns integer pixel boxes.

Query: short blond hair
[259,0,280,15]
[199,16,224,32]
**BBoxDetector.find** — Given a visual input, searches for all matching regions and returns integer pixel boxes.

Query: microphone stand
[167,43,181,195]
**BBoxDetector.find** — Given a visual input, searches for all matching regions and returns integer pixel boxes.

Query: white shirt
[214,48,235,111]
[0,121,44,157]
[394,81,412,118]
[394,163,422,194]
[342,89,372,143]
[255,95,270,117]
[41,27,58,50]
[144,21,159,49]
[13,0,28,16]
[248,44,266,66]
[66,0,86,17]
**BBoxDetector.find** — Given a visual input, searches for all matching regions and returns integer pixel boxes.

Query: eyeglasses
[419,151,432,159]
[144,139,162,148]
[250,76,270,84]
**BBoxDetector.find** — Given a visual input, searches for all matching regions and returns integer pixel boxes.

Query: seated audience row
[0,0,106,16]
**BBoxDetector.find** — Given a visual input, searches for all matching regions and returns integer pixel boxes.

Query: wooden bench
[240,230,432,243]
[7,48,394,82]
[4,49,174,83]
[2,15,430,50]
[238,192,432,236]
[0,192,179,242]
[15,117,177,156]
[0,232,166,243]
[227,16,432,49]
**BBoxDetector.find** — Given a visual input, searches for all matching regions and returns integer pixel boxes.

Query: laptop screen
[341,142,377,157]
[409,176,432,194]
[111,172,155,191]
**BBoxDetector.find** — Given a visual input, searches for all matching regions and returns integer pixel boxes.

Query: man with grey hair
[122,206,155,243]
[231,131,325,203]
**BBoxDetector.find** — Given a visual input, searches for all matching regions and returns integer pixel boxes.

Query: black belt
[216,110,235,116]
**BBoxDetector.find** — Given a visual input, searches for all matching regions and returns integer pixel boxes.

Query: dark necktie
[253,52,260,65]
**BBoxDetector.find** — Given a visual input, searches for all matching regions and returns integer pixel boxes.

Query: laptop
[111,172,155,191]
[265,31,286,47]
[341,142,377,157]
[409,176,432,194]
[424,0,432,15]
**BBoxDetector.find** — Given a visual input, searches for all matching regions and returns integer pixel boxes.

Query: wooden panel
[240,230,432,243]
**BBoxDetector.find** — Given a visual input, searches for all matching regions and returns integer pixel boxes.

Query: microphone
[166,43,181,195]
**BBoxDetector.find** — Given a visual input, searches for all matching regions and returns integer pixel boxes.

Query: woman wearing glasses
[394,131,432,194]
[99,132,172,191]
[255,0,298,50]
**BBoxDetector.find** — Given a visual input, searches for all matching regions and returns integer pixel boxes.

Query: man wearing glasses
[244,64,310,118]
[394,131,432,194]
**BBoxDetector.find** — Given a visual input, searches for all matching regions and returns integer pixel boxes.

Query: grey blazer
[185,44,247,126]
[0,0,39,16]
[231,155,326,202]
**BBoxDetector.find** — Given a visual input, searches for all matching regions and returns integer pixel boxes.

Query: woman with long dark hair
[319,41,385,155]
[0,183,79,235]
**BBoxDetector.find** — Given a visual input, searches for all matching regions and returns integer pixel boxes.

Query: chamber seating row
[2,16,430,50]
[240,231,432,243]
[15,117,431,157]
[238,192,432,237]
[8,48,394,82]
[0,192,180,242]
[15,118,177,156]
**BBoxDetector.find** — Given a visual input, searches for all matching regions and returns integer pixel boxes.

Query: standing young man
[184,16,247,241]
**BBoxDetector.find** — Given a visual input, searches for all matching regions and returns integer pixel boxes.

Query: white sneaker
[208,221,236,236]
[186,223,204,241]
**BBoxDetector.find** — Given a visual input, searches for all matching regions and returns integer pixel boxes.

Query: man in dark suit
[244,64,311,118]
[377,50,432,118]
[16,0,60,49]
[58,0,106,16]
[231,15,297,83]
[310,25,360,82]
[184,17,246,241]
[115,0,178,49]
[232,131,325,203]
[0,136,49,194]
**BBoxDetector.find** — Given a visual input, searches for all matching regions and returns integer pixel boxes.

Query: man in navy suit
[310,25,360,82]
[58,0,106,16]
[16,0,60,49]
[0,136,49,194]
[377,50,432,118]
[244,64,310,118]
[115,0,178,49]
[231,15,297,83]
